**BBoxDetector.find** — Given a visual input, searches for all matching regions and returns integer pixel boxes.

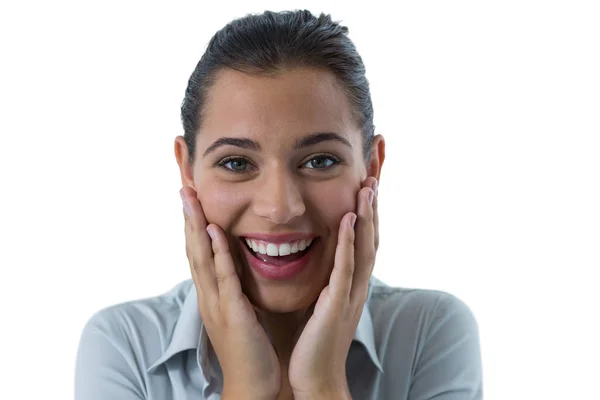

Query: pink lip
[241,232,318,243]
[240,238,318,280]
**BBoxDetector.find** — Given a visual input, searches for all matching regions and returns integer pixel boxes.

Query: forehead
[198,67,359,146]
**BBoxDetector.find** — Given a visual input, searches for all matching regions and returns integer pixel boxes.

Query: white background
[1,1,599,399]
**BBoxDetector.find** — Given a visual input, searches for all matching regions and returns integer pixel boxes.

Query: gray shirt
[75,276,483,399]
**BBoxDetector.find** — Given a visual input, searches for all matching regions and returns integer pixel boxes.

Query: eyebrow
[293,132,352,150]
[203,132,352,157]
[203,137,261,156]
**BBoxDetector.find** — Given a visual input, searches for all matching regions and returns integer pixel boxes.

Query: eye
[218,156,254,172]
[301,154,340,170]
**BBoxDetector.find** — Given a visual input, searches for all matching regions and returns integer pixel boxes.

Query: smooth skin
[175,67,385,399]
[180,187,281,400]
[287,180,378,399]
[180,178,377,399]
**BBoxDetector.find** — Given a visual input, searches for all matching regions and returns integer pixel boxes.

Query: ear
[174,136,195,188]
[367,134,385,181]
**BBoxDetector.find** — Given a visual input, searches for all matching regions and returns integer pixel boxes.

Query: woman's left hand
[288,176,379,400]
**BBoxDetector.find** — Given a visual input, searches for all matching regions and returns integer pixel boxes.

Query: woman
[75,10,483,400]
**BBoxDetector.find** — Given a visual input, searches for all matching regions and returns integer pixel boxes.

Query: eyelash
[217,156,255,172]
[216,154,342,173]
[301,153,341,170]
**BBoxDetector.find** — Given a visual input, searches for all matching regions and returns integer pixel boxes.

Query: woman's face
[175,67,384,313]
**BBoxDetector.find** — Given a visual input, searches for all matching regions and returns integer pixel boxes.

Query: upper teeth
[244,238,313,256]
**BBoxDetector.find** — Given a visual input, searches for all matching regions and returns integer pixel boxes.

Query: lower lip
[241,240,315,280]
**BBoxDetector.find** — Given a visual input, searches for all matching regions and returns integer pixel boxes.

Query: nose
[252,168,306,224]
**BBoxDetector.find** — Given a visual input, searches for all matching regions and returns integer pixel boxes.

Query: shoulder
[80,279,193,350]
[367,276,483,399]
[368,276,479,336]
[75,280,194,399]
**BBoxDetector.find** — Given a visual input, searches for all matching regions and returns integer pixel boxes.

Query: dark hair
[181,10,374,164]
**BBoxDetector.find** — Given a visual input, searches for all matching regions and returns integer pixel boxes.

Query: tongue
[255,251,306,266]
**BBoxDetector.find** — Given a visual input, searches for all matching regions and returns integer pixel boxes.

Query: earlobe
[368,134,386,181]
[174,136,195,187]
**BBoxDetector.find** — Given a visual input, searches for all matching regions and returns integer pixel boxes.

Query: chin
[245,281,323,314]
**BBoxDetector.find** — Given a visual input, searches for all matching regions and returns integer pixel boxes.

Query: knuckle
[214,245,231,257]
[188,258,197,273]
[214,268,233,285]
[215,273,228,285]
[344,232,355,245]
[361,247,376,264]
[366,248,376,262]
[343,260,355,277]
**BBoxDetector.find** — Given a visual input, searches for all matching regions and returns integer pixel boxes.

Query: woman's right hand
[180,186,280,400]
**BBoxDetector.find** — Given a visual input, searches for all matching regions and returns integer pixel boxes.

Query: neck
[257,307,312,361]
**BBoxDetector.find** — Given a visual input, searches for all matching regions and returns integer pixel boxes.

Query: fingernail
[371,180,378,197]
[350,214,357,228]
[182,200,191,217]
[206,225,215,239]
[368,188,374,205]
[180,189,192,216]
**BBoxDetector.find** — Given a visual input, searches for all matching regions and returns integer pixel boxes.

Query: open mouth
[241,237,316,266]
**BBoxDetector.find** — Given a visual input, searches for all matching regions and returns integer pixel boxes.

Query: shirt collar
[355,285,384,372]
[148,279,383,374]
[147,281,200,373]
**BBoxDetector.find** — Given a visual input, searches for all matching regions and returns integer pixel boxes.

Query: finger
[206,223,244,303]
[180,187,218,300]
[328,212,356,301]
[350,186,375,301]
[361,177,379,249]
[180,186,196,221]
[373,180,379,251]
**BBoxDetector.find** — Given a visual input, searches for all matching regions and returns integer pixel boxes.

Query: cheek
[310,180,358,229]
[194,179,248,228]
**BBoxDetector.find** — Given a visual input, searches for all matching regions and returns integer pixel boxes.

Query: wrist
[295,393,351,400]
[222,386,277,400]
[293,386,351,400]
